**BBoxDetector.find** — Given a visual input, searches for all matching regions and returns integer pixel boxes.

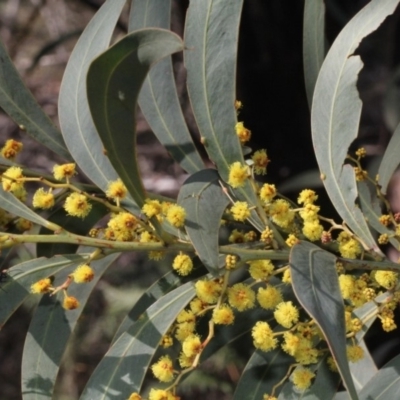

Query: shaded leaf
[21,252,118,400]
[87,28,184,209]
[0,41,70,160]
[0,254,89,327]
[289,241,358,399]
[128,0,205,174]
[80,282,195,399]
[303,0,326,108]
[58,0,138,210]
[378,121,400,194]
[311,0,400,252]
[359,353,400,399]
[177,169,229,275]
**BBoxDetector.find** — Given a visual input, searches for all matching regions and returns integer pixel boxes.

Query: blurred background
[0,0,400,399]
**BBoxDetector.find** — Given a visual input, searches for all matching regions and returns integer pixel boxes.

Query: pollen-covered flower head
[297,189,318,205]
[151,355,175,382]
[107,212,138,241]
[148,388,178,400]
[337,232,362,259]
[274,301,299,328]
[235,121,251,144]
[212,304,235,325]
[31,278,53,294]
[2,166,24,192]
[231,201,251,222]
[166,204,186,228]
[106,179,127,202]
[227,283,255,311]
[172,253,193,276]
[228,162,248,188]
[182,334,202,357]
[268,199,295,228]
[248,259,274,280]
[0,139,23,160]
[259,183,276,203]
[63,295,80,310]
[291,368,315,390]
[127,393,142,400]
[32,188,55,209]
[251,149,270,175]
[53,163,76,181]
[195,279,222,304]
[142,199,162,218]
[72,264,95,283]
[257,285,283,310]
[374,270,398,289]
[64,193,92,218]
[347,344,364,363]
[251,321,277,351]
[302,219,323,242]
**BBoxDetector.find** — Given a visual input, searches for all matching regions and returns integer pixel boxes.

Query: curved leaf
[37,202,109,258]
[311,0,400,252]
[0,187,59,230]
[128,0,205,174]
[177,169,229,275]
[58,0,135,207]
[303,0,326,108]
[0,41,70,160]
[87,28,184,209]
[21,252,118,400]
[378,121,400,194]
[359,354,400,399]
[0,254,89,327]
[289,241,358,399]
[80,281,195,399]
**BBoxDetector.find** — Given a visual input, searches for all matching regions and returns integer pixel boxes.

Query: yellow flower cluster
[0,139,23,159]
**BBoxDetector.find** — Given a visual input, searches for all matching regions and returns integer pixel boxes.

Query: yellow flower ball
[172,253,193,276]
[251,321,277,352]
[166,204,186,228]
[53,163,76,181]
[31,278,53,294]
[231,201,251,222]
[227,283,255,311]
[63,296,80,310]
[212,304,235,325]
[72,264,95,283]
[64,193,92,218]
[32,188,55,209]
[274,301,299,328]
[228,162,248,188]
[291,368,315,390]
[151,355,175,382]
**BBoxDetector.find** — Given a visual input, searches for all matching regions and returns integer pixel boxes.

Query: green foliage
[1,0,400,399]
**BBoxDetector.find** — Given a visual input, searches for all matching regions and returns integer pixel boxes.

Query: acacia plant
[1,0,400,399]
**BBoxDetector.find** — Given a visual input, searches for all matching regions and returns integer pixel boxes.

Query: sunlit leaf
[0,41,70,160]
[21,252,118,400]
[311,0,400,252]
[290,241,358,399]
[128,0,205,174]
[359,353,400,399]
[87,28,184,209]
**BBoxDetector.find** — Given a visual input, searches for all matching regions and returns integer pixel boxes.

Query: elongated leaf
[37,202,109,258]
[0,186,58,230]
[184,0,268,232]
[311,0,400,252]
[177,169,229,275]
[290,241,358,399]
[303,0,326,108]
[0,254,89,326]
[58,0,134,205]
[0,41,70,160]
[378,122,400,194]
[128,0,205,174]
[87,28,184,209]
[21,253,118,400]
[359,353,400,399]
[80,281,195,399]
